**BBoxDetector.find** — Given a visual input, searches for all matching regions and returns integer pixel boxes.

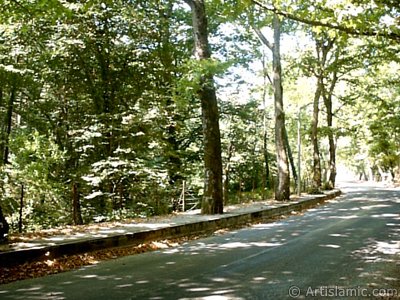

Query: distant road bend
[0,181,399,299]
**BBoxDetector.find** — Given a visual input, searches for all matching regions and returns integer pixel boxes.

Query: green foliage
[175,58,231,107]
[0,0,399,233]
[2,129,68,230]
[219,98,275,201]
[336,59,400,181]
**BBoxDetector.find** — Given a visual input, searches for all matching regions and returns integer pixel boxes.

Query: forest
[0,0,399,240]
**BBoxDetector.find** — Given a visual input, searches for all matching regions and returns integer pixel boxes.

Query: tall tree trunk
[323,68,338,189]
[2,86,16,164]
[272,14,290,200]
[252,17,290,199]
[284,126,297,188]
[261,53,271,191]
[18,184,24,233]
[311,77,323,193]
[0,87,4,161]
[223,142,234,205]
[311,37,335,192]
[0,88,9,236]
[0,86,13,240]
[263,126,271,190]
[72,182,83,225]
[185,0,223,214]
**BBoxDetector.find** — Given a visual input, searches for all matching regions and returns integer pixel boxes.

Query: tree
[1,0,399,234]
[345,59,400,182]
[322,49,339,189]
[261,53,272,191]
[0,0,44,239]
[251,0,400,41]
[184,0,223,214]
[309,36,335,193]
[252,14,290,200]
[272,13,291,201]
[220,99,268,203]
[0,0,199,229]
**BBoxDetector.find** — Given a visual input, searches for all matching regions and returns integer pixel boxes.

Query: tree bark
[311,76,323,192]
[284,126,297,188]
[323,67,339,189]
[261,53,271,191]
[263,126,271,190]
[2,86,16,164]
[18,184,24,233]
[185,0,223,214]
[223,142,234,205]
[0,83,17,240]
[72,182,84,225]
[253,18,290,199]
[311,37,334,193]
[272,14,290,200]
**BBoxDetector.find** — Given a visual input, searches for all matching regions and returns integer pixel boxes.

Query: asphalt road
[1,182,399,300]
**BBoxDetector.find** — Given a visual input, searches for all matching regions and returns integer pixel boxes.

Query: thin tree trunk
[263,127,271,190]
[0,87,4,164]
[72,182,83,225]
[223,142,234,205]
[261,53,271,191]
[0,88,3,133]
[284,126,297,188]
[311,77,322,193]
[185,0,223,214]
[311,37,335,192]
[252,16,290,199]
[272,14,290,200]
[323,69,338,189]
[251,120,258,193]
[2,86,16,164]
[0,90,9,240]
[18,184,24,233]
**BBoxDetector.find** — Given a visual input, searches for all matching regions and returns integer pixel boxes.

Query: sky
[215,23,314,109]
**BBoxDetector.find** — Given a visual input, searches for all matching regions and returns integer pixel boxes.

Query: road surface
[1,182,399,299]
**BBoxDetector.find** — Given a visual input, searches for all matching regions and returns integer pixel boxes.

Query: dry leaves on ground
[0,238,183,285]
[0,199,298,285]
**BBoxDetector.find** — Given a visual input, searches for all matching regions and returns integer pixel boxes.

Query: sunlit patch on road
[319,244,341,249]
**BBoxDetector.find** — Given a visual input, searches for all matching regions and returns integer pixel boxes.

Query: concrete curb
[0,190,341,267]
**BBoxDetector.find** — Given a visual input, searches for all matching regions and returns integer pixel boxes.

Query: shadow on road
[0,183,399,299]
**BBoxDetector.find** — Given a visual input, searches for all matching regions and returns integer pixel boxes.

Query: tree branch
[251,24,273,51]
[9,0,34,17]
[251,0,400,41]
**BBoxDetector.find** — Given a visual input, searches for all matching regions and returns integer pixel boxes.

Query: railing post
[182,180,186,212]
